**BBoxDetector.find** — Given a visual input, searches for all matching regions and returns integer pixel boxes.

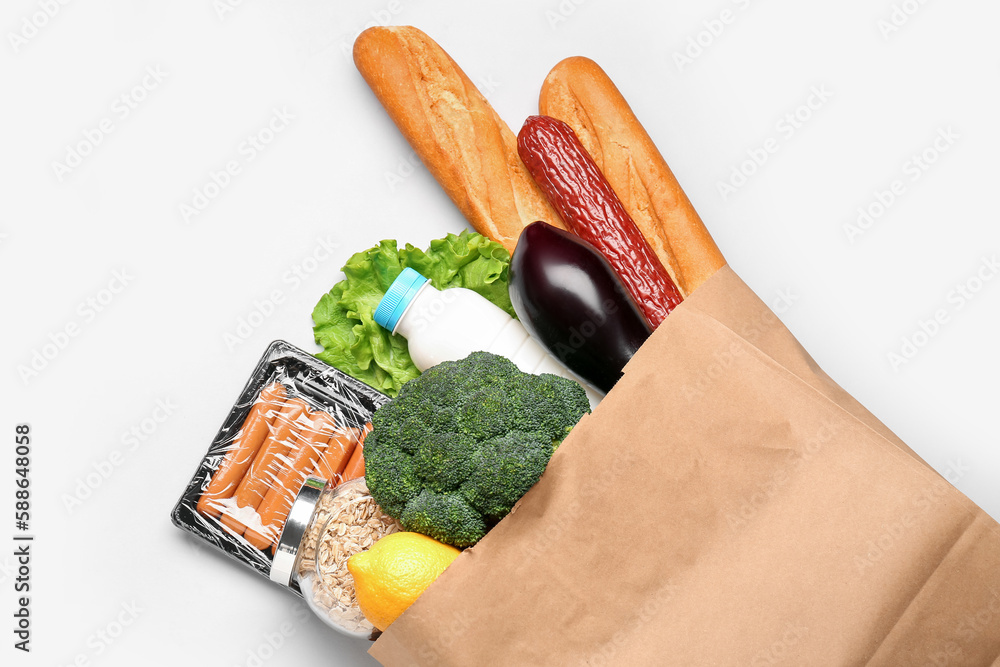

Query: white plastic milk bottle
[373,268,602,406]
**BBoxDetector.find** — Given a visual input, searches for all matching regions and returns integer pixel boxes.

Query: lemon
[348,531,460,631]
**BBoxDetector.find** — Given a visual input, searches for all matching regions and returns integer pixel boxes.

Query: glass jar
[268,476,401,638]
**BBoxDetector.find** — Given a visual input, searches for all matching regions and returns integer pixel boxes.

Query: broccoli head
[369,400,427,454]
[399,489,486,548]
[414,433,477,493]
[456,383,516,440]
[497,373,591,446]
[459,432,553,522]
[362,433,422,517]
[365,351,589,547]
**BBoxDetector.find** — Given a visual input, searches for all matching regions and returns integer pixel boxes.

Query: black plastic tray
[170,340,389,588]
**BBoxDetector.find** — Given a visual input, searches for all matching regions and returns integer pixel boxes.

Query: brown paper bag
[370,267,1000,666]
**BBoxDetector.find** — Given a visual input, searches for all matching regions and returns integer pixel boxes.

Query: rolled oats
[298,479,401,634]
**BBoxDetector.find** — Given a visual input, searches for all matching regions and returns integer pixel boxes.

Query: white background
[2,0,998,665]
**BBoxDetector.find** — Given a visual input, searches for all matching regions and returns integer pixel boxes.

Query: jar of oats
[268,476,401,638]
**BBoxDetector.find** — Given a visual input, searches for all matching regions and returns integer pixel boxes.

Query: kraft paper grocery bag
[370,266,1000,666]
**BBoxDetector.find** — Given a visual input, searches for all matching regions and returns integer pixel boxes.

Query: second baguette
[539,57,725,296]
[353,26,565,254]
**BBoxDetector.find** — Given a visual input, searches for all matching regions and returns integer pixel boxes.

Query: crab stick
[244,410,336,550]
[314,426,358,484]
[196,383,287,517]
[341,423,371,482]
[221,398,309,534]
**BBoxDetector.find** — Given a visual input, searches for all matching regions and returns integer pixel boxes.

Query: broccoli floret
[547,373,590,442]
[364,351,590,547]
[414,433,477,493]
[393,362,463,432]
[400,490,486,548]
[459,432,553,522]
[458,351,521,389]
[456,384,516,440]
[369,400,428,454]
[507,373,589,445]
[363,435,422,517]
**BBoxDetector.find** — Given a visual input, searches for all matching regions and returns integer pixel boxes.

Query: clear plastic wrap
[170,340,388,591]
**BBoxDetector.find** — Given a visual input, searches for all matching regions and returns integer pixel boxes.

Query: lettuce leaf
[312,231,514,396]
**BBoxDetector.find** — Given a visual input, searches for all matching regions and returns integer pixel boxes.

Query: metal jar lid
[269,475,327,590]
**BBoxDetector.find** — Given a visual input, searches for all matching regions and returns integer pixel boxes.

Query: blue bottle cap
[373,267,430,333]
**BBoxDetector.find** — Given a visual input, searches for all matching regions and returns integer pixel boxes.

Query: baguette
[539,57,725,296]
[353,26,565,254]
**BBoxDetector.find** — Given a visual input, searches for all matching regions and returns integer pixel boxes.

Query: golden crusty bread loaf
[539,56,725,296]
[353,26,564,254]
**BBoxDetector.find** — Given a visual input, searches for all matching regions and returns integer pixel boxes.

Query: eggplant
[509,221,653,393]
